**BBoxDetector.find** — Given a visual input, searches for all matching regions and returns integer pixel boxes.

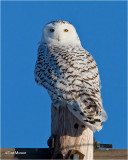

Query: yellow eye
[64,29,68,32]
[50,29,54,32]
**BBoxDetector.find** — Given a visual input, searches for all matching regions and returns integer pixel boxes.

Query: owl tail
[101,108,108,122]
[67,103,107,132]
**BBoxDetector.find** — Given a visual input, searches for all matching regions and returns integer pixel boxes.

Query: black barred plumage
[35,20,107,132]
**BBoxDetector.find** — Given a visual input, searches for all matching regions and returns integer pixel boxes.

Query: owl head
[40,20,81,46]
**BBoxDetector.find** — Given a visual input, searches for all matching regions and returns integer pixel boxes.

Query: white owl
[34,20,107,132]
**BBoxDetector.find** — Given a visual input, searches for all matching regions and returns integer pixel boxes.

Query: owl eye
[50,29,54,32]
[64,29,68,32]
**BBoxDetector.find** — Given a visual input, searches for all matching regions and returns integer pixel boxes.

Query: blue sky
[1,1,127,149]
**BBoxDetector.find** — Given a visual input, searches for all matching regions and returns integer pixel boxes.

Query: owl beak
[58,36,60,41]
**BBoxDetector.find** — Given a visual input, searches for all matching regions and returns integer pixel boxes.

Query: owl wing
[65,48,107,131]
[35,45,69,101]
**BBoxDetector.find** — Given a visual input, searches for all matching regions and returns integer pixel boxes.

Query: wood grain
[51,104,93,159]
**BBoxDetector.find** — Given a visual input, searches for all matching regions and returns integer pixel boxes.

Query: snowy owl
[34,20,107,132]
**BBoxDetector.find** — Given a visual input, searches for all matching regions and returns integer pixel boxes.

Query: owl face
[41,20,81,46]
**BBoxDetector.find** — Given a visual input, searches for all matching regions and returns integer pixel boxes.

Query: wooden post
[51,104,93,159]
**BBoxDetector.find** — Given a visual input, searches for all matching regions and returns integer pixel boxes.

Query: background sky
[1,1,127,149]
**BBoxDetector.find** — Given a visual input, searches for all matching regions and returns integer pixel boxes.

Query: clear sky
[1,1,127,149]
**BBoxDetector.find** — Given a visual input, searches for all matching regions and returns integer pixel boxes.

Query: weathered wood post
[51,104,93,159]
